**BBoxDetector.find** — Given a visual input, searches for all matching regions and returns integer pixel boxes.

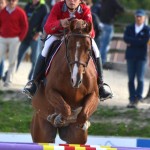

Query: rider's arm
[81,5,93,24]
[44,2,64,35]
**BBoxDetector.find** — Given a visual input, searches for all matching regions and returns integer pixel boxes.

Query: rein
[63,31,92,72]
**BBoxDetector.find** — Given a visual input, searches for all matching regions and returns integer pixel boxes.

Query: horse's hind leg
[31,113,57,143]
[58,124,88,144]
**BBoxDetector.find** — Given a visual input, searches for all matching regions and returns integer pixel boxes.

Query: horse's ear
[70,20,92,33]
[84,22,92,34]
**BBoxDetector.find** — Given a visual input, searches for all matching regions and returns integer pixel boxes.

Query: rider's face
[65,0,81,11]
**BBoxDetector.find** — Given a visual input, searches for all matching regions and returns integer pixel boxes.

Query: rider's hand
[60,18,70,28]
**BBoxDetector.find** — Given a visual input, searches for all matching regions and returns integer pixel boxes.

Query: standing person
[0,0,28,87]
[145,40,150,99]
[16,0,47,80]
[99,0,124,66]
[145,43,150,99]
[123,9,150,108]
[23,0,113,101]
[91,0,101,19]
[85,0,101,51]
[0,0,7,82]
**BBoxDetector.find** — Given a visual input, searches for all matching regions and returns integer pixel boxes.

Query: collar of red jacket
[62,2,83,14]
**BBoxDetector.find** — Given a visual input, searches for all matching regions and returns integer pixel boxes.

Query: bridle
[64,32,92,72]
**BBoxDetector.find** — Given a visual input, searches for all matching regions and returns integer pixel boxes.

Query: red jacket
[0,6,28,41]
[44,1,95,38]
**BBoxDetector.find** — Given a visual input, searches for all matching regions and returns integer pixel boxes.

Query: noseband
[64,33,92,72]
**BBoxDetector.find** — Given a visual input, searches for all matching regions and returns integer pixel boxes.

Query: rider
[23,0,113,101]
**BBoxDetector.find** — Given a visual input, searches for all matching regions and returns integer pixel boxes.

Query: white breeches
[92,39,100,58]
[41,35,60,57]
[41,35,100,58]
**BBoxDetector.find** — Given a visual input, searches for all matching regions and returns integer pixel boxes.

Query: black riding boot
[96,57,113,101]
[22,54,46,99]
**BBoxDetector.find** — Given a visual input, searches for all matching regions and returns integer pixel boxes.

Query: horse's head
[65,20,92,88]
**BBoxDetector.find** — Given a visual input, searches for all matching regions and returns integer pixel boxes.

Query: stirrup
[99,83,113,101]
[22,89,33,99]
[22,80,38,99]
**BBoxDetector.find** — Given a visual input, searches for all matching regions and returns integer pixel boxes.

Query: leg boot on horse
[23,54,46,99]
[96,57,113,101]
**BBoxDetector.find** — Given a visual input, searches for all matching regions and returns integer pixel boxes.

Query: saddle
[46,40,62,67]
[45,40,62,75]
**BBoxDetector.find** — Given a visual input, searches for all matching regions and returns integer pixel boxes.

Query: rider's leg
[92,39,113,101]
[23,35,58,98]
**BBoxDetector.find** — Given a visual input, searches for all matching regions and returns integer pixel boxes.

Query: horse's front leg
[77,92,99,124]
[58,123,88,144]
[46,89,72,122]
[31,113,57,143]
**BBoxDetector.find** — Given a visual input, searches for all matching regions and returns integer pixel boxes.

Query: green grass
[1,98,150,138]
[0,100,33,132]
[88,123,150,137]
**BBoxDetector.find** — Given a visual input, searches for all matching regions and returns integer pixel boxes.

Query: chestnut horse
[31,20,99,144]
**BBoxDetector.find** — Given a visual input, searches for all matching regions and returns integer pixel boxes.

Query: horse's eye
[86,49,91,54]
[88,48,91,52]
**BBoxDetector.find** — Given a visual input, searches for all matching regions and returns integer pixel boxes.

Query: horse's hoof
[47,113,58,123]
[54,114,64,127]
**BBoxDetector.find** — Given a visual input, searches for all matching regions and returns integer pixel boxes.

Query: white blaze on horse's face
[71,41,83,88]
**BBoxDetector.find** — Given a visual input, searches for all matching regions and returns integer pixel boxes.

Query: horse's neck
[54,42,68,70]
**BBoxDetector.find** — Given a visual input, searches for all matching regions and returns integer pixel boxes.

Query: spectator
[0,0,28,87]
[91,0,101,19]
[0,0,7,82]
[123,9,150,108]
[145,40,150,99]
[83,0,101,50]
[0,0,6,12]
[16,0,47,80]
[99,0,124,66]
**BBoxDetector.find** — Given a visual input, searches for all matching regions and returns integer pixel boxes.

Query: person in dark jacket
[99,0,124,65]
[123,9,150,108]
[16,0,47,80]
[84,0,101,49]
